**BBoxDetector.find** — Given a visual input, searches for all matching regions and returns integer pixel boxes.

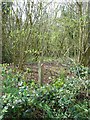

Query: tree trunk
[80,1,90,67]
[77,2,83,63]
[0,3,2,64]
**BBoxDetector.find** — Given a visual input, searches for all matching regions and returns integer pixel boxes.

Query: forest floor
[22,62,73,84]
[7,60,75,84]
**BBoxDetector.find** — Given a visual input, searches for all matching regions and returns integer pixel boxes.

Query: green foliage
[2,1,90,68]
[0,65,89,120]
[70,64,89,79]
[0,1,82,64]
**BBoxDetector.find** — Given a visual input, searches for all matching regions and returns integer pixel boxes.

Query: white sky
[15,0,89,3]
[1,0,89,3]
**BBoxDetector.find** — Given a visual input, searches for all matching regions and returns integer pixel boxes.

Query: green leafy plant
[1,65,90,120]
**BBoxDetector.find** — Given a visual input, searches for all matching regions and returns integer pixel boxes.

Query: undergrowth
[0,64,90,120]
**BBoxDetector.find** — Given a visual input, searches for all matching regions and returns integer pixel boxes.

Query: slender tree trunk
[38,2,44,86]
[77,2,83,63]
[0,3,2,97]
[80,2,90,67]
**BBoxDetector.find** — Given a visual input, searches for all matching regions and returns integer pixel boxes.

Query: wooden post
[38,60,43,86]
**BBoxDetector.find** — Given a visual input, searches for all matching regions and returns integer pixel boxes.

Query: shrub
[0,65,90,120]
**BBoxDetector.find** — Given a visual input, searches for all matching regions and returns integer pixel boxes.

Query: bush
[0,64,90,120]
[70,64,89,79]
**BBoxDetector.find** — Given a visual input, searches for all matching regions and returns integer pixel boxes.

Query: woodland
[0,0,90,120]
